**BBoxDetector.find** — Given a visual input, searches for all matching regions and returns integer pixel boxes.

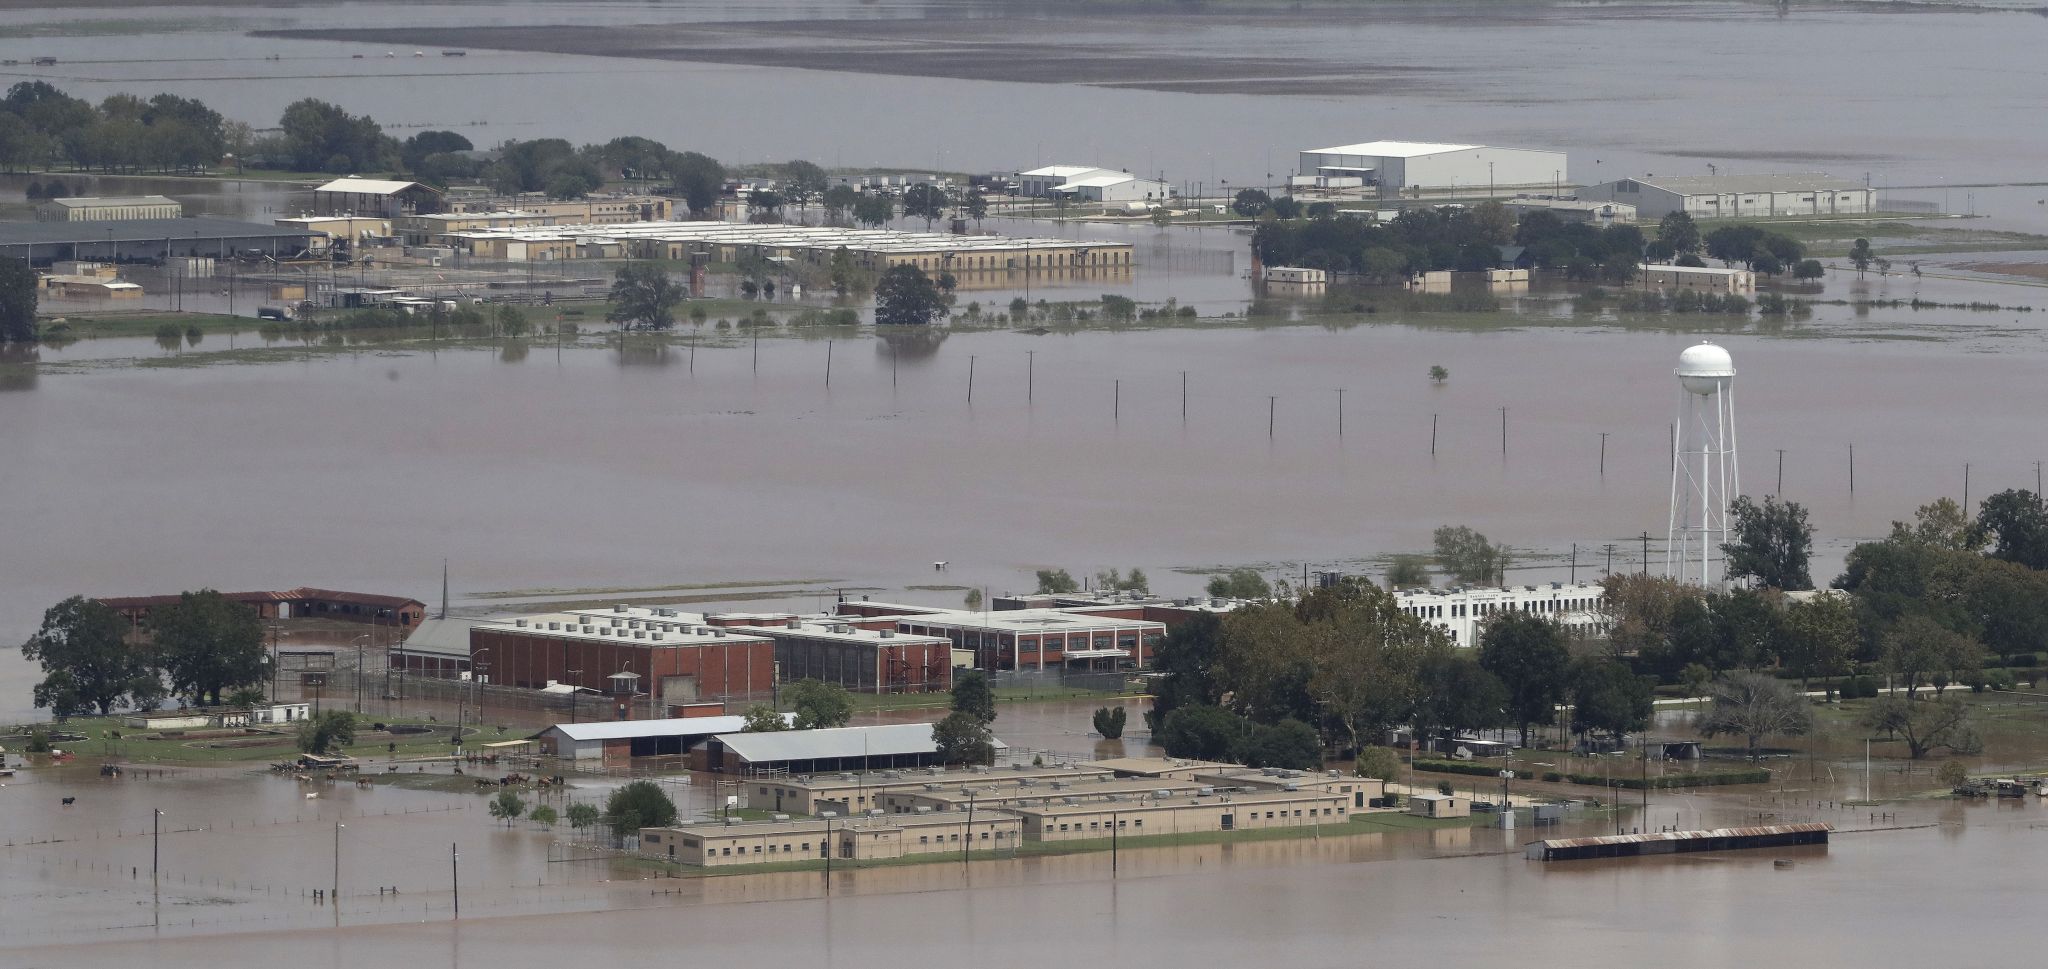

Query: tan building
[39,195,182,221]
[1639,263,1756,295]
[641,810,1023,867]
[448,221,1134,276]
[875,774,1209,814]
[744,764,1112,816]
[445,195,673,222]
[274,215,393,250]
[1014,788,1350,842]
[1408,792,1470,818]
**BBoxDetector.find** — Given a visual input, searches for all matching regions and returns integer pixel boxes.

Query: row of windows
[1403,596,1605,621]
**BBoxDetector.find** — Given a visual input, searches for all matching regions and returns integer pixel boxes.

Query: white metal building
[1640,264,1756,295]
[1393,582,1609,646]
[1294,141,1567,197]
[38,195,183,222]
[1502,198,1636,226]
[1577,174,1873,220]
[1052,173,1172,204]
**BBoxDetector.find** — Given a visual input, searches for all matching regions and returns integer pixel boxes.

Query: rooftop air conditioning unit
[772,814,790,822]
[614,604,627,613]
[548,622,560,630]
[924,783,941,791]
[879,630,894,638]
[633,631,645,639]
[580,625,593,634]
[818,810,838,818]
[1155,789,1176,799]
[787,619,802,629]
[1198,786,1215,796]
[866,808,884,817]
[652,633,664,641]
[515,619,528,627]
[713,629,726,638]
[915,806,933,814]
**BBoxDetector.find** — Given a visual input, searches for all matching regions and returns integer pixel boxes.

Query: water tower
[1667,342,1740,587]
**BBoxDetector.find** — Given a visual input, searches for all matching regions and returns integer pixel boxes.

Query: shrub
[2010,654,2038,668]
[1437,781,1455,796]
[1354,746,1401,780]
[1542,771,1563,783]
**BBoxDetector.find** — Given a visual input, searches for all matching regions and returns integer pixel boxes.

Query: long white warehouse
[1294,141,1566,198]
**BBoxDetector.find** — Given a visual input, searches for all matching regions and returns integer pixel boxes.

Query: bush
[1542,771,1563,783]
[1354,746,1401,780]
[1437,780,1455,796]
[1092,705,1127,739]
[2010,654,2038,668]
[1986,668,2017,692]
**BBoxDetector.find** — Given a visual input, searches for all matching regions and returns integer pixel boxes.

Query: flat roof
[0,217,321,247]
[1304,140,1483,158]
[1089,756,1227,776]
[1015,787,1344,815]
[1618,173,1867,195]
[714,722,1007,764]
[1059,174,1138,189]
[731,619,951,647]
[543,714,776,742]
[775,763,1109,791]
[478,608,772,647]
[654,808,1010,839]
[897,608,1164,634]
[47,195,179,207]
[450,220,1128,255]
[1644,263,1751,277]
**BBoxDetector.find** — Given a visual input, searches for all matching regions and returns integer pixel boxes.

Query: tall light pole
[566,668,582,723]
[153,808,163,880]
[333,821,344,901]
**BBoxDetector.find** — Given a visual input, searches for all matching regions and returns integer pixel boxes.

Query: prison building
[448,221,1134,274]
[742,763,1112,816]
[38,195,183,222]
[1013,787,1350,842]
[699,722,1009,776]
[725,617,956,694]
[533,714,775,762]
[1393,582,1609,646]
[469,606,777,713]
[640,810,1023,867]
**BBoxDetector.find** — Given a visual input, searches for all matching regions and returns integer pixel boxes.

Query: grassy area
[41,312,258,338]
[4,715,486,766]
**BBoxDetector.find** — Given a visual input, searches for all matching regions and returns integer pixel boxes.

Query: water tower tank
[1676,342,1734,396]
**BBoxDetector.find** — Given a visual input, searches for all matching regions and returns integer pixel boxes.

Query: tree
[1864,695,1981,759]
[852,193,894,228]
[822,185,860,225]
[1146,613,1225,730]
[901,184,949,230]
[606,263,682,330]
[225,686,267,710]
[151,589,267,706]
[1793,259,1825,281]
[962,588,983,610]
[1413,650,1507,745]
[1231,189,1271,218]
[1428,365,1448,384]
[1478,612,1570,747]
[1092,705,1127,739]
[0,256,36,343]
[746,189,784,222]
[1238,719,1323,769]
[1696,672,1812,760]
[489,790,528,827]
[1881,615,1980,698]
[1204,568,1270,599]
[1848,238,1874,277]
[604,780,678,839]
[963,189,989,227]
[1976,489,2048,570]
[19,595,158,717]
[1568,657,1654,743]
[277,98,395,172]
[932,711,996,765]
[951,669,997,724]
[1354,746,1401,780]
[779,159,828,216]
[665,151,725,215]
[1156,704,1245,760]
[565,803,600,830]
[786,678,854,729]
[1656,211,1701,255]
[1781,592,1858,691]
[741,703,788,732]
[1385,555,1430,590]
[1723,495,1815,591]
[529,804,558,826]
[296,710,357,755]
[873,265,946,326]
[1601,573,1704,664]
[1037,568,1080,593]
[400,129,472,170]
[1434,525,1506,585]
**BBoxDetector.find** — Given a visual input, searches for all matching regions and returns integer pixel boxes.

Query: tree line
[18,591,271,717]
[1248,204,1822,285]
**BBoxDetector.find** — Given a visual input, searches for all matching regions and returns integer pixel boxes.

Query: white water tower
[1667,342,1740,587]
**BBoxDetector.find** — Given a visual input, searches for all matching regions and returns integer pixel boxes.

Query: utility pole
[153,808,162,880]
[1268,396,1277,439]
[1849,444,1855,493]
[963,791,975,866]
[1500,407,1507,455]
[333,822,344,902]
[1027,350,1035,402]
[1640,532,1650,575]
[451,843,459,920]
[824,339,832,387]
[1964,462,1971,511]
[1180,370,1187,422]
[1599,432,1608,475]
[1569,544,1578,584]
[1603,543,1616,576]
[1113,379,1120,423]
[1336,388,1345,437]
[1431,414,1437,456]
[1777,449,1785,495]
[967,355,976,403]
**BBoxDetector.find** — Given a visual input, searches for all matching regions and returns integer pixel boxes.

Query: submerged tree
[1696,672,1812,760]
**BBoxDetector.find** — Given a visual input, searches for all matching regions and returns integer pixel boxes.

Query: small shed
[1408,792,1470,819]
[250,702,310,725]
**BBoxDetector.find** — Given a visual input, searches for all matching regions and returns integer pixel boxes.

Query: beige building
[1015,788,1350,842]
[641,810,1023,867]
[448,221,1134,275]
[1640,263,1756,295]
[1408,792,1470,818]
[744,764,1112,816]
[273,215,393,250]
[39,195,182,221]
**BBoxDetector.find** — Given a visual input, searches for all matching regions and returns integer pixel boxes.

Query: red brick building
[469,607,775,716]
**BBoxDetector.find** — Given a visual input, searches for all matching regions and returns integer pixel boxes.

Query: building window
[1133,820,1142,828]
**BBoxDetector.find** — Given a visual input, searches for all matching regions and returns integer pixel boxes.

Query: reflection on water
[875,326,949,361]
[0,342,36,391]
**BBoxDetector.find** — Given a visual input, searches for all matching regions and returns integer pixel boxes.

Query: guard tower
[1667,342,1739,587]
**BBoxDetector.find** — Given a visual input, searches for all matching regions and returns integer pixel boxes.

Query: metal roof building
[38,195,183,222]
[450,220,1135,274]
[1578,173,1873,219]
[534,714,784,761]
[0,217,323,264]
[1295,140,1567,197]
[705,722,1007,775]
